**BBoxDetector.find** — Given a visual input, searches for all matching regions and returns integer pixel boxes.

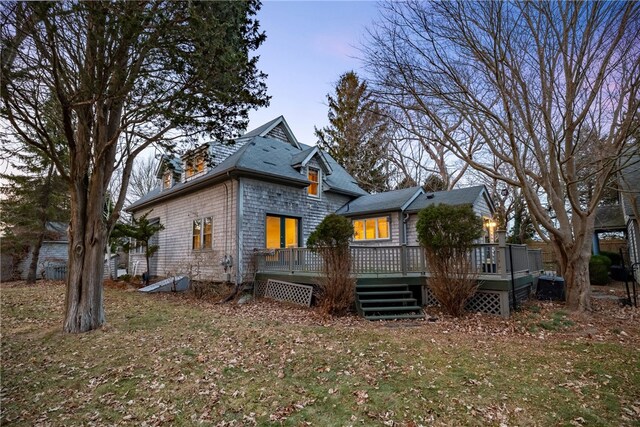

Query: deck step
[357,291,412,297]
[359,298,417,304]
[361,305,422,313]
[356,283,409,289]
[364,313,425,320]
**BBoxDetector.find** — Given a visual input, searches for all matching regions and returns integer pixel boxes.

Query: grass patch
[1,281,639,426]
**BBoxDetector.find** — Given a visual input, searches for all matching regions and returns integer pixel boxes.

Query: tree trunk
[563,255,592,311]
[63,164,108,333]
[26,232,45,284]
[27,165,55,284]
[551,230,593,312]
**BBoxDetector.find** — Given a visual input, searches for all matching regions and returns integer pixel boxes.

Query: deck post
[496,229,508,278]
[289,249,295,273]
[401,244,408,276]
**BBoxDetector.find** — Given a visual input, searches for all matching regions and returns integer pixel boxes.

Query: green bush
[589,255,611,286]
[416,204,483,317]
[599,250,622,266]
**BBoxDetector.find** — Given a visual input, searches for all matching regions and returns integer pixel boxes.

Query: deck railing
[256,243,543,277]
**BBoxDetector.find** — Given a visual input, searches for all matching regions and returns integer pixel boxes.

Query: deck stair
[356,283,424,320]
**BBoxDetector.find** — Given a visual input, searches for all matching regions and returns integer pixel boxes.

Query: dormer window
[185,155,206,180]
[307,168,319,197]
[162,171,172,190]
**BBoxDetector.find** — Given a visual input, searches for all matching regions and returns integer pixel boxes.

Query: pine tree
[0,153,69,283]
[315,71,391,193]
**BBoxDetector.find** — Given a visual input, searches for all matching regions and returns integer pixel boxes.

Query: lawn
[1,281,639,426]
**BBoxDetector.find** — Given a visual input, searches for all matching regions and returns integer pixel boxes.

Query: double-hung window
[185,155,206,180]
[162,172,172,189]
[307,168,319,197]
[353,217,390,241]
[192,217,213,250]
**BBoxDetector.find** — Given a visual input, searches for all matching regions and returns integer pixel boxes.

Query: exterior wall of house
[349,211,403,247]
[19,241,68,280]
[405,195,494,246]
[240,174,352,279]
[129,180,238,283]
[266,123,290,142]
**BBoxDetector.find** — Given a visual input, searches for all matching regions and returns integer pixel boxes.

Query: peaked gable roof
[405,185,492,213]
[126,119,367,212]
[290,146,333,175]
[239,116,300,149]
[336,186,424,216]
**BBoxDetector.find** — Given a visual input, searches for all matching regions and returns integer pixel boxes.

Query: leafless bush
[425,250,479,317]
[307,214,356,316]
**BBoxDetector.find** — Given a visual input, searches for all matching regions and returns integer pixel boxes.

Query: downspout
[236,176,243,287]
[402,212,410,245]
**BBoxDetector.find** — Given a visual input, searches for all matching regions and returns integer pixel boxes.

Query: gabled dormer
[239,116,301,149]
[291,146,333,198]
[182,145,209,182]
[156,155,182,190]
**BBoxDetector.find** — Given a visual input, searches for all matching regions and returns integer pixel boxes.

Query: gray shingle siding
[266,123,289,143]
[240,176,352,273]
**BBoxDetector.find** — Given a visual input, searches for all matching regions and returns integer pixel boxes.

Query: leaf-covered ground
[1,280,639,426]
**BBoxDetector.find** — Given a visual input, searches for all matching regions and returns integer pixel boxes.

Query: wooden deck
[254,244,544,317]
[255,244,543,280]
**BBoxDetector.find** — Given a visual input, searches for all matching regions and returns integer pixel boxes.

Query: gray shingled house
[126,116,367,284]
[335,185,496,247]
[127,116,543,318]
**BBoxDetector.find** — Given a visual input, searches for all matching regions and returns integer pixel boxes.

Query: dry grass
[1,280,639,426]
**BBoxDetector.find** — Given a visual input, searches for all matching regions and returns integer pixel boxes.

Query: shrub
[416,204,483,317]
[589,255,611,285]
[599,250,622,266]
[307,214,355,316]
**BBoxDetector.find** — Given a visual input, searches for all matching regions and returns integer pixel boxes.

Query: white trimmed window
[185,155,206,180]
[162,171,172,189]
[353,217,391,241]
[307,168,320,197]
[192,217,213,250]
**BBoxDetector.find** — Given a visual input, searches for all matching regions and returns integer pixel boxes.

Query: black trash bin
[536,275,565,301]
[610,265,627,282]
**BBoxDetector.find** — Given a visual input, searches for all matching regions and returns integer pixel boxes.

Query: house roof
[45,221,68,242]
[405,185,490,213]
[336,186,424,216]
[126,119,366,212]
[336,185,493,217]
[594,205,626,232]
[155,155,183,179]
[238,115,300,149]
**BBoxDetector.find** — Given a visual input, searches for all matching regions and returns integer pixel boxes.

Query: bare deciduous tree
[364,1,640,311]
[128,155,159,205]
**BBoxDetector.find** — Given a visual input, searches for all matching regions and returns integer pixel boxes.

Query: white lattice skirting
[423,286,510,317]
[262,279,313,307]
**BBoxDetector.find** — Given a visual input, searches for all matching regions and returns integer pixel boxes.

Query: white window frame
[353,216,391,241]
[184,155,206,181]
[192,216,213,250]
[307,167,320,198]
[162,171,172,190]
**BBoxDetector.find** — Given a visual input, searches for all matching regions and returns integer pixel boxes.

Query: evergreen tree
[0,153,69,283]
[315,71,391,193]
[112,212,164,284]
[2,1,269,332]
